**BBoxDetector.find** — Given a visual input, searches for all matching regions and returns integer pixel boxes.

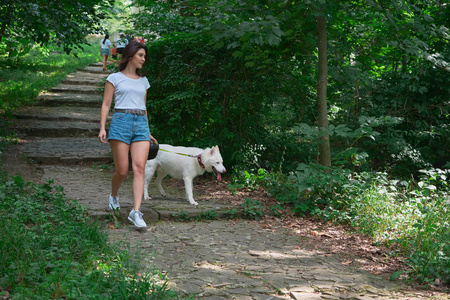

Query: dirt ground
[2,142,448,298]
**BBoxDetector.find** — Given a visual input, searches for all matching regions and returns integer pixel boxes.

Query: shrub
[242,198,265,220]
[0,174,181,299]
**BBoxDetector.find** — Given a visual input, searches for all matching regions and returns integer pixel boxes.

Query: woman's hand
[150,135,158,143]
[99,81,114,144]
[98,129,107,143]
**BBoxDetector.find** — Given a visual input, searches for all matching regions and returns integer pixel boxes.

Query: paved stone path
[10,63,446,300]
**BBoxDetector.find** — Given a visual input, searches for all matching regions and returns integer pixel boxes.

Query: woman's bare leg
[110,140,130,196]
[130,141,150,211]
[102,55,108,70]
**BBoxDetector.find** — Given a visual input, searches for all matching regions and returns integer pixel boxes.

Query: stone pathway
[10,63,447,300]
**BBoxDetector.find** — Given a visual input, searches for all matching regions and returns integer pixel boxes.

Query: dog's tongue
[213,167,222,181]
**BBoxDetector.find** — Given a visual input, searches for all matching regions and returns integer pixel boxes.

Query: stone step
[13,119,101,137]
[77,66,111,74]
[89,62,104,67]
[50,84,102,95]
[62,78,103,85]
[35,93,103,107]
[62,71,107,86]
[90,199,241,222]
[89,62,115,68]
[21,137,112,164]
[12,106,103,122]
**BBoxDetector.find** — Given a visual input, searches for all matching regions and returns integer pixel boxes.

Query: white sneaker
[108,194,120,210]
[128,209,147,228]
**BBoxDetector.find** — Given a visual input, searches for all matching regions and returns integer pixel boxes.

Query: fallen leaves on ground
[179,176,410,281]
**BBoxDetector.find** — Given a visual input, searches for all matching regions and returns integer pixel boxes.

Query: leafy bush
[327,169,449,285]
[197,209,218,220]
[270,163,352,215]
[356,62,450,176]
[241,198,265,220]
[239,164,449,285]
[143,34,289,168]
[229,168,272,192]
[0,173,181,299]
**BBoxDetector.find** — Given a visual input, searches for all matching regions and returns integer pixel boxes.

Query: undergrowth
[0,170,182,299]
[232,165,450,286]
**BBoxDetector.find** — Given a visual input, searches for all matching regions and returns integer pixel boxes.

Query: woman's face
[129,48,146,69]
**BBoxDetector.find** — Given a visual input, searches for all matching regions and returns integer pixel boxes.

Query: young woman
[98,41,157,228]
[100,34,111,71]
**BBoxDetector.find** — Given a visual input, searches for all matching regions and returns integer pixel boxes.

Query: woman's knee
[132,163,146,175]
[114,168,128,179]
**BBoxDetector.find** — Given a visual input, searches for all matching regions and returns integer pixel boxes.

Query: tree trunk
[316,15,331,168]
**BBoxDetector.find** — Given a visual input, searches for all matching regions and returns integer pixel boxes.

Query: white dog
[144,144,226,205]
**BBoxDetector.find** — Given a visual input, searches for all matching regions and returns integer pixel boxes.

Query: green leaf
[425,185,436,190]
[213,41,224,49]
[267,33,281,46]
[232,51,243,58]
[390,271,405,281]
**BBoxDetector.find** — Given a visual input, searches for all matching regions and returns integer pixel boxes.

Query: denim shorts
[101,48,109,55]
[108,112,151,144]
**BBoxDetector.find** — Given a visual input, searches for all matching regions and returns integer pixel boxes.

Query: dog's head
[203,145,226,181]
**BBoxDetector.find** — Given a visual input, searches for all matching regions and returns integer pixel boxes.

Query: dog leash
[158,148,197,158]
[158,148,205,168]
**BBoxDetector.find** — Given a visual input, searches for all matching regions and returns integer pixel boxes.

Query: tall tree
[316,13,331,168]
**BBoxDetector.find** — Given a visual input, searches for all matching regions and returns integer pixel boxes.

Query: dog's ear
[211,145,219,154]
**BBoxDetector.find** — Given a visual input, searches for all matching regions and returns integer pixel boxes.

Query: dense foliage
[130,0,449,285]
[0,172,180,299]
[136,0,449,173]
[0,0,113,60]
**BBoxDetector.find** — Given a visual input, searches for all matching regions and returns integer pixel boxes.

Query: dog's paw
[190,201,198,206]
[144,195,152,200]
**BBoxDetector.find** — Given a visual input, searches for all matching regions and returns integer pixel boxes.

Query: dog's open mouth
[213,167,222,182]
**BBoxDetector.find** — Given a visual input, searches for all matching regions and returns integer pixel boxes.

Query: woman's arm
[98,81,115,143]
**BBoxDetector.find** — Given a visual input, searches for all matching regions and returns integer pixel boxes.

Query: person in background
[116,34,128,58]
[98,41,157,229]
[112,43,118,59]
[100,34,111,71]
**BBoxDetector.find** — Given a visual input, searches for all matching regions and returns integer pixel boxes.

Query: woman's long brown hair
[118,41,148,76]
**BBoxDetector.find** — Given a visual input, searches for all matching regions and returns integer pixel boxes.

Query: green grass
[0,171,183,299]
[0,42,100,111]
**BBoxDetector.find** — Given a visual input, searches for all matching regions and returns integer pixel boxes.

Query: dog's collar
[197,154,205,169]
